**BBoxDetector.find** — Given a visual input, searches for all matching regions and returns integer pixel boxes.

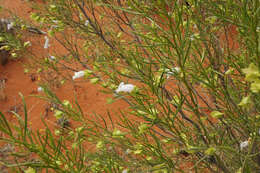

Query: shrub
[0,0,260,172]
[0,17,28,65]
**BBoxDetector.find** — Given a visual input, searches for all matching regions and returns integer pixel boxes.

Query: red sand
[0,0,127,132]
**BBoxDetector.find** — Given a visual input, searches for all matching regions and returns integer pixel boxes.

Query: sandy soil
[0,0,126,132]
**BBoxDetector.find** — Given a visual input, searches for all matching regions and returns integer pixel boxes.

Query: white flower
[125,149,131,154]
[51,25,58,29]
[49,55,56,61]
[7,22,14,30]
[24,41,32,47]
[44,36,50,49]
[37,87,44,92]
[115,82,135,93]
[40,30,47,34]
[122,169,128,173]
[173,67,180,73]
[166,67,180,78]
[50,21,58,29]
[52,20,59,24]
[72,71,85,80]
[258,128,260,136]
[84,20,89,26]
[240,140,249,150]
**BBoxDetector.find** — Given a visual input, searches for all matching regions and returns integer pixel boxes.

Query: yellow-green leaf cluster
[242,63,260,93]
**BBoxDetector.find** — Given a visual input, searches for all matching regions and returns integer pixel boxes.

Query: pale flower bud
[84,20,89,26]
[24,41,32,47]
[49,55,56,61]
[166,67,180,78]
[72,71,85,80]
[240,140,249,150]
[122,169,128,173]
[44,36,50,49]
[7,22,14,30]
[37,87,44,92]
[115,82,135,93]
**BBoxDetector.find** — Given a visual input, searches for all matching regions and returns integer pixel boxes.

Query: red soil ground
[0,0,127,132]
